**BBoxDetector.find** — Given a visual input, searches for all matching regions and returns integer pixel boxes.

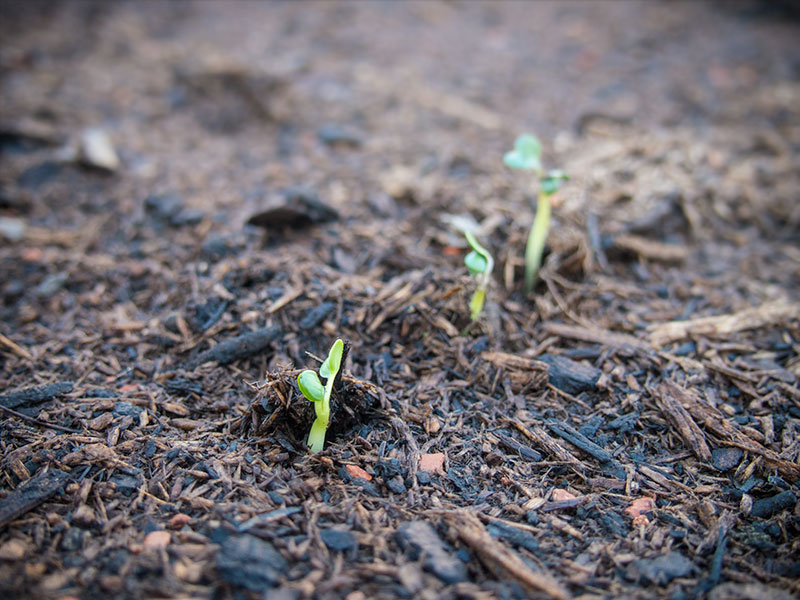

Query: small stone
[169,514,192,529]
[416,471,431,485]
[79,127,120,171]
[143,530,171,550]
[0,539,27,560]
[419,453,445,473]
[712,447,743,471]
[551,489,577,502]
[344,464,372,481]
[0,217,26,242]
[320,528,357,552]
[625,496,656,519]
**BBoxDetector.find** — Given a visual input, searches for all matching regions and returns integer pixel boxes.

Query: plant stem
[308,372,335,452]
[525,192,551,293]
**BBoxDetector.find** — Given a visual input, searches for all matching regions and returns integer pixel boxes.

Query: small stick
[0,404,82,434]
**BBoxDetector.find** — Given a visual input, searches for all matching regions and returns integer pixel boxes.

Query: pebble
[0,217,26,241]
[419,453,445,472]
[344,464,372,481]
[79,127,120,171]
[143,530,171,550]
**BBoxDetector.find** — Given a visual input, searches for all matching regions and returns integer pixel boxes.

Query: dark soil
[1,2,799,599]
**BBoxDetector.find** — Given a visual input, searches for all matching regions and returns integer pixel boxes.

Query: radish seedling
[297,338,344,452]
[503,134,568,292]
[464,231,494,321]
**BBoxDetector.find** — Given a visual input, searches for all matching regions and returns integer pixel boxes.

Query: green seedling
[503,134,569,293]
[297,338,344,452]
[464,231,494,321]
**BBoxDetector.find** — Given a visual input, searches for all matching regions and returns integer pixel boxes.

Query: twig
[0,404,82,434]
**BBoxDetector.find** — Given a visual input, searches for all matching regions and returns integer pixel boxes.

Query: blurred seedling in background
[296,338,344,452]
[503,134,569,293]
[464,231,494,321]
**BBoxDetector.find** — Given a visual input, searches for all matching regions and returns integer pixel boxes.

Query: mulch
[1,2,799,599]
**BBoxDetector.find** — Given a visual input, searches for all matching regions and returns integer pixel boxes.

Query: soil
[1,2,800,599]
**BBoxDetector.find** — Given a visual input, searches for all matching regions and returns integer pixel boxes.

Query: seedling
[503,134,568,293]
[297,338,344,452]
[464,231,494,321]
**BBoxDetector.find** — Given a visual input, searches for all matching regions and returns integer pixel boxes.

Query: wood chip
[648,300,800,346]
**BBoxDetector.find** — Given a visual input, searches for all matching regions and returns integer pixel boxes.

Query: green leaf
[464,250,487,276]
[503,134,542,172]
[298,370,324,403]
[540,169,569,196]
[319,338,344,380]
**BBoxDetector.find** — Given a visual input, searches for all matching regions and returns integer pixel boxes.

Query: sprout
[296,338,344,452]
[464,231,494,321]
[503,134,568,293]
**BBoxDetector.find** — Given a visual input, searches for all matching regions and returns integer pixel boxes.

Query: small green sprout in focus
[464,231,494,321]
[503,134,569,293]
[297,338,344,452]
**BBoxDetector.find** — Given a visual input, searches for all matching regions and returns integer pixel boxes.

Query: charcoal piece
[487,521,539,554]
[750,491,797,519]
[538,353,601,394]
[163,378,204,395]
[495,432,543,462]
[217,534,288,592]
[0,381,74,409]
[0,469,70,527]
[712,447,743,471]
[547,421,613,463]
[320,528,357,552]
[299,302,335,330]
[626,552,695,585]
[396,521,468,584]
[386,476,406,494]
[247,186,338,230]
[600,511,628,537]
[189,325,281,367]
